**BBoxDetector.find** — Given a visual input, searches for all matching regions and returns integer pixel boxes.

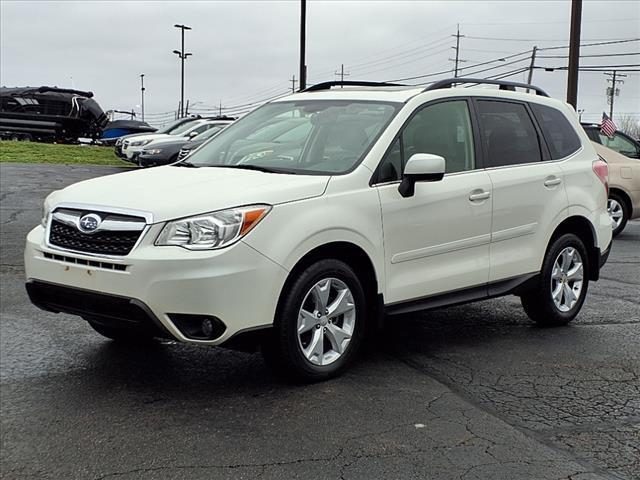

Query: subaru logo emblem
[78,213,102,233]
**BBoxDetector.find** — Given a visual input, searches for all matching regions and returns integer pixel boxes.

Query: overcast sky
[1,0,638,126]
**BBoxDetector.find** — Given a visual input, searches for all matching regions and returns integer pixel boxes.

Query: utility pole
[526,46,538,92]
[334,64,350,87]
[173,24,192,117]
[605,70,626,120]
[290,75,297,93]
[219,100,222,117]
[140,74,145,122]
[450,24,465,78]
[299,0,307,90]
[566,0,582,108]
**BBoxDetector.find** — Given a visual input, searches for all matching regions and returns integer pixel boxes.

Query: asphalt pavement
[1,163,638,480]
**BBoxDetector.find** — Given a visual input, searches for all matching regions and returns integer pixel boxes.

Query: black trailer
[0,86,108,142]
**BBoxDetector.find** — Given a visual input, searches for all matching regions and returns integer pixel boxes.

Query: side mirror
[188,131,199,139]
[398,153,445,198]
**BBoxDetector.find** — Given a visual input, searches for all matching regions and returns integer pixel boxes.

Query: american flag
[600,112,617,138]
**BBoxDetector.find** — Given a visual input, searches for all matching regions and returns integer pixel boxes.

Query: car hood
[49,166,330,223]
[145,137,188,148]
[125,133,176,144]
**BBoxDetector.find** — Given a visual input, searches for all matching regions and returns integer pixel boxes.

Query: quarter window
[476,100,542,167]
[531,103,581,159]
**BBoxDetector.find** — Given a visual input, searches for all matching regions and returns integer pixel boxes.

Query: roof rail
[424,78,549,97]
[302,80,407,92]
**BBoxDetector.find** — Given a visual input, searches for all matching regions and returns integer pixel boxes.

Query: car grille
[177,148,190,160]
[48,208,146,256]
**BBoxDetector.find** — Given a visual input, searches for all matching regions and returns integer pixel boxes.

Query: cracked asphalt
[1,163,638,480]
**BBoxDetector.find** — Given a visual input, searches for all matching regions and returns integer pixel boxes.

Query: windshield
[185,100,400,174]
[193,125,225,141]
[158,118,191,134]
[171,120,202,136]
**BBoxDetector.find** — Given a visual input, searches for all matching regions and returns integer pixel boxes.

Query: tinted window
[376,100,475,182]
[531,103,581,159]
[377,137,402,183]
[476,100,542,167]
[403,100,475,174]
[583,127,601,143]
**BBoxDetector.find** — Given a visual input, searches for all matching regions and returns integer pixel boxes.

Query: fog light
[167,313,226,340]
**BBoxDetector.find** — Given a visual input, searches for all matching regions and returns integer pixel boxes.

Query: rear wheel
[87,320,154,342]
[263,259,366,382]
[521,234,589,326]
[608,193,628,237]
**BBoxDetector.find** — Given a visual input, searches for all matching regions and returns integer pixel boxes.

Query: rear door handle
[469,190,491,202]
[544,177,562,187]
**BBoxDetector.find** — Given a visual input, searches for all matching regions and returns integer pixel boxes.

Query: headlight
[41,196,54,227]
[155,205,271,250]
[143,148,163,155]
[130,139,152,147]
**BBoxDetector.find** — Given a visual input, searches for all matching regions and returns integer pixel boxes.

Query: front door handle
[544,177,562,187]
[469,190,491,202]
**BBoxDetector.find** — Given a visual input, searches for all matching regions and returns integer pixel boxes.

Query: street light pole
[173,24,192,117]
[140,74,145,122]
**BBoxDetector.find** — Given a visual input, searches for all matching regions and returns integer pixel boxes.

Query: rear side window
[531,103,581,159]
[476,100,542,167]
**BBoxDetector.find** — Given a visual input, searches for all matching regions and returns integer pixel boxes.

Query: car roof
[272,84,565,108]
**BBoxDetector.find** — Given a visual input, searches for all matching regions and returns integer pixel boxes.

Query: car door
[474,99,569,282]
[375,99,493,304]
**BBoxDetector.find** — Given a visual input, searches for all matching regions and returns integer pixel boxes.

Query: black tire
[609,192,629,237]
[87,320,154,342]
[521,233,589,327]
[263,259,367,382]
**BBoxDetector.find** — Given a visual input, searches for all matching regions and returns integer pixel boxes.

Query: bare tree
[617,114,640,140]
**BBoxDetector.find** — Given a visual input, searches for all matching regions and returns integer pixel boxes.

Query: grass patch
[0,141,132,166]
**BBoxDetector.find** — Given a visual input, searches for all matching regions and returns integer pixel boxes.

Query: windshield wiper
[173,160,199,168]
[211,165,293,174]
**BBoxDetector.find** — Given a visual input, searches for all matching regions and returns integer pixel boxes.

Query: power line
[537,38,639,51]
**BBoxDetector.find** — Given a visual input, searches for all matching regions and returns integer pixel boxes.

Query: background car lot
[1,163,638,479]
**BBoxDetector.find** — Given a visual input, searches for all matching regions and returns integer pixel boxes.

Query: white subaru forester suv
[25,79,612,381]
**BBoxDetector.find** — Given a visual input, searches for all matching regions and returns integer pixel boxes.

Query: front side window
[376,100,475,182]
[186,100,400,174]
[531,103,581,159]
[476,100,542,167]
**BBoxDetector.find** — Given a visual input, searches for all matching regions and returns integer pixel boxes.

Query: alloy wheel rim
[550,247,584,312]
[607,199,623,229]
[296,277,356,366]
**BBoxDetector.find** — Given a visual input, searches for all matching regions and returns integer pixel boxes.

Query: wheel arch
[275,241,383,330]
[546,215,600,280]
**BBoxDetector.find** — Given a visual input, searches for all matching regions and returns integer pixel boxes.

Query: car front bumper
[24,225,289,345]
[137,152,175,166]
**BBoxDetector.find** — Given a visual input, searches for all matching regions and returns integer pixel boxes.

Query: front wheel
[521,234,589,326]
[263,259,366,382]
